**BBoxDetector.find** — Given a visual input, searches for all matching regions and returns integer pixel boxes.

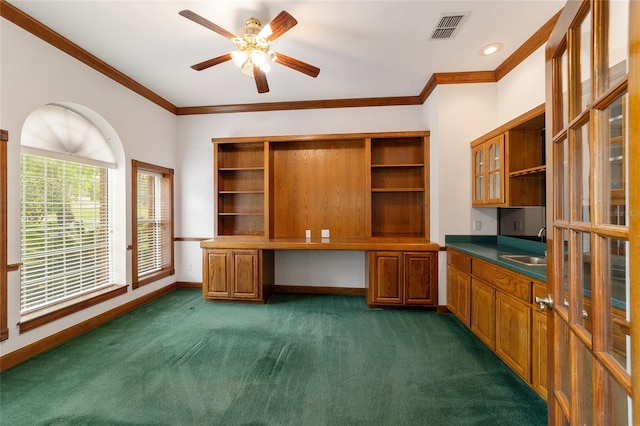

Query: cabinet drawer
[532,280,547,305]
[472,259,531,303]
[447,249,471,273]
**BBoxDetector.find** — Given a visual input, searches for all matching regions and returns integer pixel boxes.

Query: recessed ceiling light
[480,42,503,56]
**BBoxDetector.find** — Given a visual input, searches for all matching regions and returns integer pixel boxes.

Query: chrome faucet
[537,226,546,241]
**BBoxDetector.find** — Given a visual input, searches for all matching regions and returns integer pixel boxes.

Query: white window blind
[20,153,112,312]
[136,169,171,279]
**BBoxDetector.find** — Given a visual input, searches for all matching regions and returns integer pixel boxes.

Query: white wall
[496,46,547,124]
[1,21,177,355]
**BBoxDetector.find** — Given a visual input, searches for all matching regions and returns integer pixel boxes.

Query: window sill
[19,284,128,333]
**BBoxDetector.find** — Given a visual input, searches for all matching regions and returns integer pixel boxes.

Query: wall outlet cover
[321,229,330,238]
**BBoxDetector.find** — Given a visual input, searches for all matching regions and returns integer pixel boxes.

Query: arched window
[19,104,126,329]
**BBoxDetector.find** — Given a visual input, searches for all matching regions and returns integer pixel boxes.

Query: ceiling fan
[179,9,320,94]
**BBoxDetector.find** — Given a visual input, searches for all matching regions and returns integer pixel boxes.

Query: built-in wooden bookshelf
[370,136,427,238]
[214,142,265,237]
[212,131,430,240]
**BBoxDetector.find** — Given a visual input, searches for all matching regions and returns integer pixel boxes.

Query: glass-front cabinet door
[546,1,638,424]
[471,135,504,207]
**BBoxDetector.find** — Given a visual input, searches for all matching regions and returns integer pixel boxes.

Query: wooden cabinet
[472,135,504,206]
[202,249,274,303]
[368,251,437,307]
[471,106,545,208]
[446,250,471,327]
[447,250,548,399]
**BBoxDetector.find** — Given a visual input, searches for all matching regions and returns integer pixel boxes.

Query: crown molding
[0,0,178,114]
[2,0,561,116]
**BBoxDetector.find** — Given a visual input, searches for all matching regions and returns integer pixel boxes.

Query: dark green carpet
[1,289,546,425]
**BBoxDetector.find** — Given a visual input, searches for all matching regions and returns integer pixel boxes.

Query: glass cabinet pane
[607,0,629,89]
[602,94,628,226]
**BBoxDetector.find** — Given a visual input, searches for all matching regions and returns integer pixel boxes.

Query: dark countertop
[445,235,547,282]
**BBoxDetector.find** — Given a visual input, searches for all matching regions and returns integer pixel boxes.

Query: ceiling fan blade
[253,67,270,93]
[274,52,320,78]
[191,53,232,71]
[260,11,297,41]
[179,10,237,40]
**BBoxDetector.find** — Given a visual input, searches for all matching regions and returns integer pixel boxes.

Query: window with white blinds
[132,160,174,287]
[20,153,112,312]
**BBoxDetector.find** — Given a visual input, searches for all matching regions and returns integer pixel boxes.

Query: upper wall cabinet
[212,131,430,241]
[471,105,546,208]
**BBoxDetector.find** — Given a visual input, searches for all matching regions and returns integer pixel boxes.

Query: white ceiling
[9,1,565,108]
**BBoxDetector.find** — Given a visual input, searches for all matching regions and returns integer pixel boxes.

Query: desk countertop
[201,237,441,252]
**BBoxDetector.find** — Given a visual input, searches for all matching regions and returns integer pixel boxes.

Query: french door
[545,0,639,424]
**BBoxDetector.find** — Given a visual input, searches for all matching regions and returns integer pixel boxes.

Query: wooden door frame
[0,129,8,341]
[546,0,639,424]
[628,1,640,425]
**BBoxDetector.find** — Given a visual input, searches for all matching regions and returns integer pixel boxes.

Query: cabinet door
[230,250,260,299]
[204,250,230,298]
[446,264,458,316]
[369,251,402,305]
[532,281,548,400]
[404,252,437,306]
[495,292,531,381]
[471,278,495,349]
[456,268,472,327]
[485,135,505,204]
[532,309,548,400]
[471,145,485,204]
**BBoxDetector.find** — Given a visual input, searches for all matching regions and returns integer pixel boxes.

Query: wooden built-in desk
[201,238,439,308]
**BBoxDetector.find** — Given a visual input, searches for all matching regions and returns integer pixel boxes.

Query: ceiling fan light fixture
[231,50,248,67]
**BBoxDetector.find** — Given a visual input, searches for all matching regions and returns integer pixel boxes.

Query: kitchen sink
[500,254,547,266]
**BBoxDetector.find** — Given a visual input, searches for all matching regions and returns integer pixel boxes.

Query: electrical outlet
[514,221,523,231]
[305,229,311,239]
[321,229,330,238]
[473,220,481,231]
[187,263,192,271]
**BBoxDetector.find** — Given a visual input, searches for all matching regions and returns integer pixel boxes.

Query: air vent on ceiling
[429,12,470,40]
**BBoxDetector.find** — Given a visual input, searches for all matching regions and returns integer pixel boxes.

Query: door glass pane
[606,237,630,374]
[489,173,495,199]
[580,341,594,426]
[555,138,570,221]
[558,319,571,400]
[494,171,500,199]
[602,94,628,226]
[611,374,632,426]
[578,10,592,112]
[575,122,591,222]
[494,143,500,169]
[558,228,570,312]
[561,48,569,129]
[578,232,593,335]
[608,0,629,88]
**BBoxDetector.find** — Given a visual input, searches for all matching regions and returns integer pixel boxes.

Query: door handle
[535,294,554,312]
